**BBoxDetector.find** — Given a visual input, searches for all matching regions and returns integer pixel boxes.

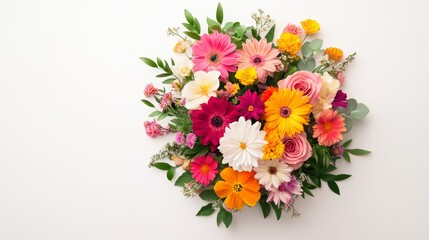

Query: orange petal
[241,188,261,207]
[224,192,244,210]
[220,167,237,183]
[214,181,232,199]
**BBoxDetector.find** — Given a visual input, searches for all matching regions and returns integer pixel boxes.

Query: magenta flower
[144,120,169,138]
[191,97,238,151]
[236,90,265,120]
[175,132,185,144]
[186,133,197,149]
[190,155,218,186]
[331,90,348,109]
[192,31,239,81]
[144,83,158,97]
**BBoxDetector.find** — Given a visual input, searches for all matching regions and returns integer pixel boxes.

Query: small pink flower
[190,155,218,186]
[267,176,302,205]
[281,132,312,170]
[144,83,158,97]
[186,133,197,149]
[160,92,172,110]
[283,24,303,35]
[337,71,345,85]
[175,132,185,144]
[144,120,169,138]
[278,71,322,105]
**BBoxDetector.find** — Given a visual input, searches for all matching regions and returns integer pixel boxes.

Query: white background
[1,0,429,239]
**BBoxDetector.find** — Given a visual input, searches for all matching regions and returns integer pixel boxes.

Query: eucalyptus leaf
[301,42,312,59]
[344,115,353,133]
[298,58,316,71]
[344,98,358,114]
[350,103,369,120]
[196,203,215,216]
[309,39,323,51]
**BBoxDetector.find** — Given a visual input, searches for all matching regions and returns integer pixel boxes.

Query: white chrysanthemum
[254,159,293,189]
[312,72,340,118]
[181,70,220,109]
[219,117,267,172]
[172,58,194,80]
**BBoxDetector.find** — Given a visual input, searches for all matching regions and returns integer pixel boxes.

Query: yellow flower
[324,47,343,62]
[224,81,240,96]
[262,131,285,160]
[173,40,190,53]
[264,88,312,137]
[300,19,320,35]
[276,33,302,55]
[235,67,257,85]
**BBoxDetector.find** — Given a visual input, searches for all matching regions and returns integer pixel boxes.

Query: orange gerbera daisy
[264,88,312,137]
[312,109,346,146]
[213,167,261,210]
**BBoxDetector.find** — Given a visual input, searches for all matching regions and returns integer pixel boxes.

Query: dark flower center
[253,57,262,64]
[210,54,218,62]
[233,183,243,192]
[280,107,291,118]
[211,116,223,127]
[268,166,277,175]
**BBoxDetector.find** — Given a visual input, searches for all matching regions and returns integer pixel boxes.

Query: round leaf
[350,103,369,120]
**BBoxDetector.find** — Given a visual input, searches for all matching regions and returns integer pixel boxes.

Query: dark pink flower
[160,92,172,110]
[236,90,265,120]
[186,133,197,149]
[175,132,185,144]
[331,90,348,109]
[191,97,238,151]
[144,120,169,138]
[190,155,218,186]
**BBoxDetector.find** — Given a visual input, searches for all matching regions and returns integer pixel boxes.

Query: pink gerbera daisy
[313,109,347,146]
[236,90,265,120]
[191,97,238,151]
[190,155,219,186]
[236,38,281,83]
[192,31,239,80]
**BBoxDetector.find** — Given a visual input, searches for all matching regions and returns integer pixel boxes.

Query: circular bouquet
[141,3,370,227]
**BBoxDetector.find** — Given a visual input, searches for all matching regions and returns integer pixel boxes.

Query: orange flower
[260,86,278,102]
[214,167,261,210]
[324,47,343,62]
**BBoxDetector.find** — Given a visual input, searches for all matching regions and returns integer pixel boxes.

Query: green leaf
[344,115,353,133]
[156,58,164,68]
[320,174,337,182]
[342,139,353,148]
[270,202,282,220]
[141,99,155,108]
[166,167,176,181]
[156,73,172,78]
[207,17,221,32]
[234,24,246,38]
[140,57,157,68]
[343,151,351,162]
[184,9,194,25]
[174,172,193,187]
[310,175,321,188]
[152,162,171,170]
[182,22,195,32]
[347,149,371,155]
[162,78,176,84]
[344,98,358,115]
[194,17,201,33]
[298,58,316,71]
[216,208,225,226]
[328,181,340,195]
[265,25,275,42]
[259,195,271,218]
[302,186,314,197]
[335,174,351,181]
[199,189,218,201]
[216,2,223,24]
[149,111,162,117]
[196,203,215,216]
[301,42,312,59]
[309,39,323,51]
[157,112,168,121]
[223,211,233,228]
[350,103,369,120]
[183,31,201,40]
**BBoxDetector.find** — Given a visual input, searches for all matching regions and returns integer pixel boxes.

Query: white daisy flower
[254,159,293,189]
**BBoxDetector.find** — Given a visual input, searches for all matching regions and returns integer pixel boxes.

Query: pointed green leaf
[199,189,218,201]
[182,22,195,32]
[152,162,171,170]
[223,211,233,228]
[166,167,176,181]
[335,174,352,181]
[157,112,168,121]
[194,17,201,33]
[320,174,337,182]
[140,57,157,68]
[156,73,172,78]
[207,17,221,32]
[343,151,351,162]
[184,9,194,25]
[328,181,340,195]
[350,103,369,120]
[342,139,353,148]
[347,149,371,155]
[149,111,162,117]
[156,58,164,68]
[270,202,282,220]
[174,171,193,187]
[141,99,155,108]
[302,186,314,197]
[196,203,215,216]
[264,25,276,42]
[216,2,223,24]
[259,195,271,218]
[183,31,200,40]
[217,208,225,226]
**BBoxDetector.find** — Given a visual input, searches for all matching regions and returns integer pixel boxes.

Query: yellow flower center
[324,122,333,131]
[200,164,210,174]
[199,83,211,96]
[240,142,247,150]
[233,183,243,192]
[248,105,254,112]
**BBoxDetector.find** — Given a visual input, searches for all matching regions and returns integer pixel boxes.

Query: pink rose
[281,132,312,170]
[277,71,322,105]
